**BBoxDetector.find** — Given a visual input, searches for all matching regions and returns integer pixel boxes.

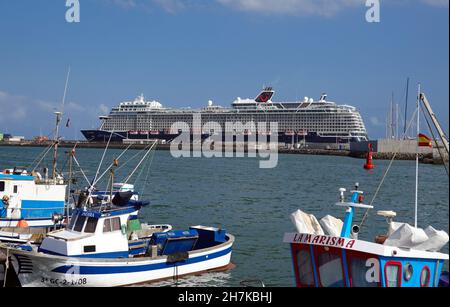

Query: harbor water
[0,146,448,287]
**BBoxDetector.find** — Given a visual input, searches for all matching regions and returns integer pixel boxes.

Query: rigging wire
[123,142,157,184]
[134,144,157,196]
[30,142,56,172]
[358,107,419,230]
[90,130,114,190]
[89,143,133,188]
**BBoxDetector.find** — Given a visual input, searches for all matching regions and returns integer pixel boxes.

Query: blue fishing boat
[284,184,448,287]
[284,89,449,287]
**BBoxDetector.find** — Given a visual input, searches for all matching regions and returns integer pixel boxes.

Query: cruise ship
[81,88,368,144]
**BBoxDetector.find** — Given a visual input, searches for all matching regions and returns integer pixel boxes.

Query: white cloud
[0,91,28,122]
[420,0,449,7]
[103,0,449,16]
[98,104,110,115]
[0,90,90,138]
[369,115,385,127]
[216,0,364,16]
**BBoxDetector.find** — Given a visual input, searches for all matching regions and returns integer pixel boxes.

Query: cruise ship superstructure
[81,88,368,143]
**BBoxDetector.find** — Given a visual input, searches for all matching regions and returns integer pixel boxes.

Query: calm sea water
[0,146,448,287]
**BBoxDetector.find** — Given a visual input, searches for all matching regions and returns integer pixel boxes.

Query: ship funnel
[319,93,327,102]
[255,87,274,103]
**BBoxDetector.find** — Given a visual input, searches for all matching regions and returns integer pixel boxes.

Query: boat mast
[414,84,420,228]
[52,111,62,180]
[404,77,410,138]
[52,68,71,180]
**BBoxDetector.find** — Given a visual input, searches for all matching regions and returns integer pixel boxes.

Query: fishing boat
[284,184,448,287]
[284,89,449,287]
[0,111,68,234]
[0,194,234,287]
[1,72,73,239]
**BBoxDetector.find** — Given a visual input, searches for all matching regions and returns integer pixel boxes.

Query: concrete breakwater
[0,141,447,164]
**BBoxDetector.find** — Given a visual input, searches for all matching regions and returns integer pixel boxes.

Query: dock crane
[419,92,449,155]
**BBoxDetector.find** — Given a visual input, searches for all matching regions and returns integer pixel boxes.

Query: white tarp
[415,226,449,252]
[320,215,343,237]
[385,222,449,252]
[387,221,405,236]
[290,209,324,235]
[384,223,429,249]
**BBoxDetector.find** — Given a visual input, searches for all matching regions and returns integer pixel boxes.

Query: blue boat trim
[51,246,232,275]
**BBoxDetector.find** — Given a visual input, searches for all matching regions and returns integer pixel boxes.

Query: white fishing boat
[0,198,234,287]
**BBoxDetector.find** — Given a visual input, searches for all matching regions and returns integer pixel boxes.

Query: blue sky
[0,0,448,140]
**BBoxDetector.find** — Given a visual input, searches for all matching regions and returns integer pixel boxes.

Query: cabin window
[296,249,315,286]
[111,217,121,231]
[73,215,87,232]
[13,185,18,193]
[0,181,4,192]
[103,218,111,233]
[103,217,121,233]
[349,258,378,287]
[84,217,98,233]
[84,245,96,253]
[420,266,430,287]
[317,253,345,287]
[385,262,402,287]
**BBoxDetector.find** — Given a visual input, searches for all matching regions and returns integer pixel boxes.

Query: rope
[72,155,91,185]
[132,145,156,195]
[359,107,419,229]
[123,142,156,184]
[89,143,133,188]
[30,142,56,172]
[90,131,114,190]
[138,146,157,196]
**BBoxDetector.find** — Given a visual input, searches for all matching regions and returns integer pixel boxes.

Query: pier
[0,139,447,164]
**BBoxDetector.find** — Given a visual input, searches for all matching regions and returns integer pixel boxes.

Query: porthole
[403,263,413,281]
[420,267,430,287]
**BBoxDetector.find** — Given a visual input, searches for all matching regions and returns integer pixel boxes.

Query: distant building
[6,136,25,143]
[34,136,49,143]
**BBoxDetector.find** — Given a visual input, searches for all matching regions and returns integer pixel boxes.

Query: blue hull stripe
[39,248,129,259]
[52,246,232,275]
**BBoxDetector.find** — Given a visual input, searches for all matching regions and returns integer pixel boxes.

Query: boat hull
[4,235,234,287]
[0,218,56,229]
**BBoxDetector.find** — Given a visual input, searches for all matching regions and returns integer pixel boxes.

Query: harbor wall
[350,139,433,155]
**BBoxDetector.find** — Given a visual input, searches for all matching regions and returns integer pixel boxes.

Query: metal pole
[415,84,421,228]
[404,77,409,137]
